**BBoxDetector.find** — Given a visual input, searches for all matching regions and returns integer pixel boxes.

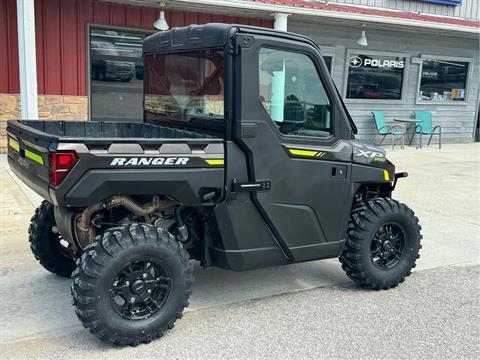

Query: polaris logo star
[110,157,190,166]
[349,56,362,67]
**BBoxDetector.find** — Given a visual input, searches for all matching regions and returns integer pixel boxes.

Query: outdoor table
[394,118,420,148]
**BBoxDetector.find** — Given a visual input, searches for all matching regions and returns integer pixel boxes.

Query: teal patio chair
[413,111,442,149]
[372,111,404,150]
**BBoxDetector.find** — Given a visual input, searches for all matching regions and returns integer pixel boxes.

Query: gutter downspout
[16,0,38,120]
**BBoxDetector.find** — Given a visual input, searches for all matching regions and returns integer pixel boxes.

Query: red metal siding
[0,0,273,96]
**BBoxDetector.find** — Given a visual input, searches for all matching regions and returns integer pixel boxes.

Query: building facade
[1,0,479,151]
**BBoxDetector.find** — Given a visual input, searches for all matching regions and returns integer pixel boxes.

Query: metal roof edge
[173,0,480,34]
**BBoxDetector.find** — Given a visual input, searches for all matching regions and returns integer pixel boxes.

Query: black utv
[7,24,421,346]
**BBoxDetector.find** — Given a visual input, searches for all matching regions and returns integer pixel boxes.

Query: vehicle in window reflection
[90,40,135,82]
[347,70,402,100]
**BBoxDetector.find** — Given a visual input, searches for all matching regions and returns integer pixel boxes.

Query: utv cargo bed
[6,120,223,205]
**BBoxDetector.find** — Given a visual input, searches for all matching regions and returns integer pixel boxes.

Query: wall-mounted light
[356,24,368,47]
[153,2,169,31]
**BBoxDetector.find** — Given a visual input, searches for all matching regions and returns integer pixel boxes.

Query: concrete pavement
[1,264,478,359]
[0,143,479,359]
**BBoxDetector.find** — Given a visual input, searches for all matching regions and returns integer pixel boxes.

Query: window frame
[319,46,335,74]
[257,45,335,141]
[86,23,156,121]
[342,49,410,104]
[415,54,474,106]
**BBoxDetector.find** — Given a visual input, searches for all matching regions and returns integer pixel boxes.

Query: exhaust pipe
[75,195,174,249]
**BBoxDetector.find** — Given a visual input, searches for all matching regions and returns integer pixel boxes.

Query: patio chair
[412,111,442,149]
[372,111,404,150]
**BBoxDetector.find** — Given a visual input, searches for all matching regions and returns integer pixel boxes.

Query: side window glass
[259,48,332,138]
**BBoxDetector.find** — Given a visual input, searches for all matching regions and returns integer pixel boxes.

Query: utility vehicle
[7,24,421,346]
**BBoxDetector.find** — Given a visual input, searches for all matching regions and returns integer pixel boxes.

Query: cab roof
[143,23,319,54]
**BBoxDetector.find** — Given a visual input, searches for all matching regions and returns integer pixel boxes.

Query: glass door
[89,27,149,122]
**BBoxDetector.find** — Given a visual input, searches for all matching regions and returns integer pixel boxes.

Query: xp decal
[356,150,385,159]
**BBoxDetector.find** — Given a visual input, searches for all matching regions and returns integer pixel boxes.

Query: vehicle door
[234,34,353,261]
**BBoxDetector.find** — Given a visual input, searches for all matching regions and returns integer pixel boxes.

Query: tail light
[49,151,78,186]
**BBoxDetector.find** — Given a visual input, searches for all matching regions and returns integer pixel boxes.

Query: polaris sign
[348,56,405,69]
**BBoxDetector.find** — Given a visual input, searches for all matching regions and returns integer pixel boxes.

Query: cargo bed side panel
[53,142,225,207]
[7,135,52,201]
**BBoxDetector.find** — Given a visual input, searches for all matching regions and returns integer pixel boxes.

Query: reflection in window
[258,48,332,138]
[346,54,406,100]
[419,59,469,102]
[90,28,147,122]
[144,49,225,135]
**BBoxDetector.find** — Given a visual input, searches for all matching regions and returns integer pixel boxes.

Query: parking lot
[0,143,479,359]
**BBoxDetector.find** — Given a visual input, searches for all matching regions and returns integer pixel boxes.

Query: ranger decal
[110,157,190,166]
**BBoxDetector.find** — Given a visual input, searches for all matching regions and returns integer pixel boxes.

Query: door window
[258,48,332,138]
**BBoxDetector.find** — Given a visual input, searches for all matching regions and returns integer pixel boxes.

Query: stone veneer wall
[0,94,88,152]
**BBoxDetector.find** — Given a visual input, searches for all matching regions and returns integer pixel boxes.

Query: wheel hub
[370,223,407,269]
[109,259,171,320]
[131,279,146,294]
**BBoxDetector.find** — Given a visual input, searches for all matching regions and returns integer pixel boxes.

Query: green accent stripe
[9,138,20,152]
[205,159,224,166]
[25,149,44,165]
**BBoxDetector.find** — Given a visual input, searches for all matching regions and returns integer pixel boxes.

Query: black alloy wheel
[110,258,172,320]
[370,223,407,269]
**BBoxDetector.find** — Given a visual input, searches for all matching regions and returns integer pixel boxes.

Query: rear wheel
[71,223,192,346]
[29,200,76,277]
[340,198,422,290]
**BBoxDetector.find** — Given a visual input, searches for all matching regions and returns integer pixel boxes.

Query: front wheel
[340,198,422,290]
[71,223,192,346]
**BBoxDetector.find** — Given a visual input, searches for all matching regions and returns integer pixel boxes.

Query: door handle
[331,165,347,178]
[232,179,271,192]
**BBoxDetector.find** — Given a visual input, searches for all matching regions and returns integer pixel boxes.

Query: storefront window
[346,53,406,100]
[89,28,149,122]
[418,58,469,102]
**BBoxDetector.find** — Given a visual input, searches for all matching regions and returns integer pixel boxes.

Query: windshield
[144,49,224,134]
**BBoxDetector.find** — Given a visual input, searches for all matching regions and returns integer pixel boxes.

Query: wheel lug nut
[142,273,148,279]
[147,289,152,294]
[125,281,130,286]
[129,297,135,303]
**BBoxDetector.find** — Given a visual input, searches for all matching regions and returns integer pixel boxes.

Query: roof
[143,23,318,53]
[253,0,479,29]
